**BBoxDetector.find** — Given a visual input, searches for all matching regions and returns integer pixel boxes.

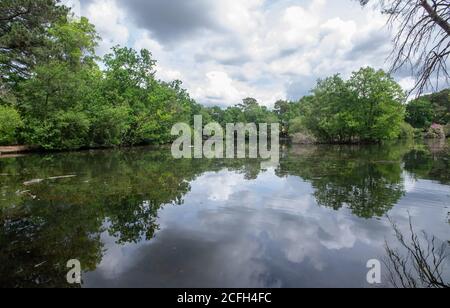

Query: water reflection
[0,141,449,287]
[384,216,450,288]
[403,140,450,185]
[276,144,409,218]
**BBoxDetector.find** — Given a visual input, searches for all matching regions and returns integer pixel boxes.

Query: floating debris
[34,261,47,268]
[16,190,31,195]
[23,175,77,186]
[47,175,77,181]
[23,179,44,186]
[16,190,37,199]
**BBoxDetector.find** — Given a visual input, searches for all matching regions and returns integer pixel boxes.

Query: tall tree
[360,0,450,95]
[304,68,406,143]
[0,0,68,84]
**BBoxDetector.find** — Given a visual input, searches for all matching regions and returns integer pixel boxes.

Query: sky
[67,0,419,108]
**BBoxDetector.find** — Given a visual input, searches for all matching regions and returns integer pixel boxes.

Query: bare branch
[361,0,450,95]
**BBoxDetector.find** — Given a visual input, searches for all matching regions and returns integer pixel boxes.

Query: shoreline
[0,144,168,158]
[0,146,35,156]
[1,137,447,158]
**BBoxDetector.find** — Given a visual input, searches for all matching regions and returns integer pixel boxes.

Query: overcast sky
[70,0,418,107]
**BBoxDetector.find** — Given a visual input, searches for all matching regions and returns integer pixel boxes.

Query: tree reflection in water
[403,140,450,185]
[276,143,410,218]
[0,141,449,287]
[0,148,265,287]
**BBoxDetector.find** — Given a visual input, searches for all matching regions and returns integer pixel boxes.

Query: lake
[1,141,449,288]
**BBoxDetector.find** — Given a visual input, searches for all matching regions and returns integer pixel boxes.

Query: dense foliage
[298,68,406,143]
[0,0,68,87]
[406,89,450,129]
[0,105,23,145]
[1,1,445,150]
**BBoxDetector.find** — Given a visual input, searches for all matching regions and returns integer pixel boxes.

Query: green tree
[0,105,23,145]
[303,68,406,143]
[0,0,68,90]
[89,105,131,147]
[102,47,197,145]
[406,99,435,129]
[304,74,355,142]
[420,89,450,125]
[274,100,301,136]
[17,18,100,149]
[347,67,406,142]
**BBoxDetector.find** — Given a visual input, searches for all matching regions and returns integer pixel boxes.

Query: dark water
[1,141,449,288]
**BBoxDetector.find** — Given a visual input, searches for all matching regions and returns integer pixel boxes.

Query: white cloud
[81,0,438,107]
[83,0,129,55]
[194,71,242,107]
[399,76,417,92]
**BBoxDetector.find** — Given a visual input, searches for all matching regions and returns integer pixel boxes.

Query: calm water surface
[1,141,449,288]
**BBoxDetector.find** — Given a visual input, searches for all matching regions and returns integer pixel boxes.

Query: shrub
[406,99,434,129]
[444,124,450,138]
[398,122,415,139]
[414,128,424,139]
[425,123,446,139]
[0,106,23,145]
[90,106,130,147]
[289,117,306,135]
[25,111,90,150]
[291,132,318,144]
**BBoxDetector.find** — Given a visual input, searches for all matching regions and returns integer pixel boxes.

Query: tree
[406,98,435,128]
[0,105,23,145]
[236,98,278,124]
[0,0,68,85]
[407,88,450,128]
[360,0,450,95]
[16,18,101,149]
[102,47,200,146]
[304,74,355,142]
[347,67,406,142]
[238,97,258,110]
[274,100,301,136]
[103,47,156,99]
[304,68,406,143]
[420,88,450,124]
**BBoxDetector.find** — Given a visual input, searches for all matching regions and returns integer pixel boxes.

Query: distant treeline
[405,90,450,133]
[1,1,448,150]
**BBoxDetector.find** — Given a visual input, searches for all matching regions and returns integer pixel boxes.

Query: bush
[25,111,90,150]
[414,128,424,139]
[289,117,306,135]
[90,106,130,147]
[398,122,415,139]
[0,106,23,145]
[289,117,317,144]
[406,99,434,129]
[425,123,446,139]
[444,124,450,138]
[291,132,318,144]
